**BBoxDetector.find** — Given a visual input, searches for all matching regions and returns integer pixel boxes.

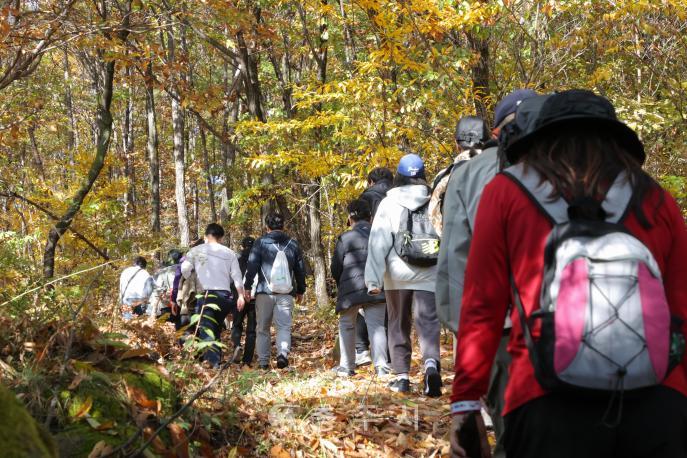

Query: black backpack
[393,203,440,267]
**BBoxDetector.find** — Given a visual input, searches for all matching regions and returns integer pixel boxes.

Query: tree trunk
[308,182,329,308]
[338,0,355,68]
[144,61,161,234]
[168,26,190,247]
[43,55,118,279]
[122,63,136,216]
[466,31,490,121]
[199,126,217,223]
[63,47,77,154]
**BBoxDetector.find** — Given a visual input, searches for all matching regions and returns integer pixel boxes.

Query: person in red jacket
[450,90,687,458]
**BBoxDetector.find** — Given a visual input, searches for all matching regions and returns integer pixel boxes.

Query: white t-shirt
[181,242,244,292]
[119,265,154,305]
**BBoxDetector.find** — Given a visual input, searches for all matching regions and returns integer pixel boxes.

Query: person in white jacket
[119,256,154,320]
[365,153,442,397]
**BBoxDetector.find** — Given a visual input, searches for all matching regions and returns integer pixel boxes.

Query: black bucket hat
[503,89,646,164]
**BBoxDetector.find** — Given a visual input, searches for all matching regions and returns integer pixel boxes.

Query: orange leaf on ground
[167,423,190,458]
[269,445,291,458]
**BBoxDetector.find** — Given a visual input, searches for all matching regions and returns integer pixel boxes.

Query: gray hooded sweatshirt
[365,185,437,292]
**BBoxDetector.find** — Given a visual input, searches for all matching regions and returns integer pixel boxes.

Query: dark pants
[231,300,257,364]
[486,334,511,458]
[503,386,687,458]
[194,290,234,367]
[161,306,190,331]
[386,289,440,374]
[355,312,370,353]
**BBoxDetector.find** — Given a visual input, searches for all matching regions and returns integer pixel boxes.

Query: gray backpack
[504,164,683,395]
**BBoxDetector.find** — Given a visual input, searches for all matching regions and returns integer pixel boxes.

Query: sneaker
[389,378,410,393]
[331,366,355,377]
[276,354,289,369]
[423,366,443,398]
[230,345,243,363]
[376,366,391,376]
[258,363,270,370]
[355,350,372,367]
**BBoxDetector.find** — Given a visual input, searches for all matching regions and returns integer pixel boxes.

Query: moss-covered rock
[0,384,57,458]
[55,359,178,456]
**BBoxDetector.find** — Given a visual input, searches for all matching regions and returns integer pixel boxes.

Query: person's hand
[295,294,304,305]
[237,295,246,312]
[450,414,469,458]
[170,301,178,316]
[244,291,252,302]
[449,412,491,458]
[368,288,381,296]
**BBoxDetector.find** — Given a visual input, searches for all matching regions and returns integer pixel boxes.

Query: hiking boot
[276,354,289,369]
[423,366,443,398]
[331,366,355,377]
[355,350,372,367]
[389,378,410,393]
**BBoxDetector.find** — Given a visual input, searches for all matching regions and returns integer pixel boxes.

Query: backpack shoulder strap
[602,171,633,224]
[502,163,568,225]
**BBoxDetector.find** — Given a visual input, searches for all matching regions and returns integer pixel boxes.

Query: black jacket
[330,221,385,313]
[244,231,306,296]
[360,179,392,217]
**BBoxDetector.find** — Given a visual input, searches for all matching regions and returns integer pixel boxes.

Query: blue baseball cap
[397,154,425,177]
[493,89,538,128]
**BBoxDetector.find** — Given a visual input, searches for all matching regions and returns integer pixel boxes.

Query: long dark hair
[393,171,430,190]
[521,123,659,228]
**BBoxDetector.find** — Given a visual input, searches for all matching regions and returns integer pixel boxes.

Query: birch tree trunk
[144,61,160,234]
[167,25,190,246]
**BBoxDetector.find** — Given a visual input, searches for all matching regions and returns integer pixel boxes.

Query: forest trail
[183,307,457,456]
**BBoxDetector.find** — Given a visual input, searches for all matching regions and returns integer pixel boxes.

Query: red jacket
[451,174,687,416]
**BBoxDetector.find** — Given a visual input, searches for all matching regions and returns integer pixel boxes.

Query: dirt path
[211,308,457,457]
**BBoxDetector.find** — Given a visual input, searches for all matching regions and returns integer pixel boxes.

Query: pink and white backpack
[504,164,680,393]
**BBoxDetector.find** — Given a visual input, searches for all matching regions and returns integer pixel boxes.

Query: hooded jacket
[365,185,437,292]
[360,179,392,217]
[244,230,307,296]
[435,145,499,332]
[331,221,385,312]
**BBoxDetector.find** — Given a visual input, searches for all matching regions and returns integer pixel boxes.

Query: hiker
[437,89,537,458]
[230,236,257,365]
[450,90,687,458]
[428,115,490,236]
[244,212,307,370]
[365,154,442,397]
[149,249,182,321]
[119,256,154,320]
[356,167,394,367]
[181,224,245,368]
[331,199,390,377]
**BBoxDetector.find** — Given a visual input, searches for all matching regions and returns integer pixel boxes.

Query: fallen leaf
[125,383,157,409]
[269,445,290,458]
[68,373,87,390]
[168,423,189,458]
[143,426,169,455]
[88,440,113,458]
[73,396,93,419]
[320,438,339,454]
[118,347,152,360]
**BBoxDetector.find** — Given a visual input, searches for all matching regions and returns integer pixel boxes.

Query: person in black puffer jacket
[360,167,393,218]
[356,167,394,366]
[331,199,390,377]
